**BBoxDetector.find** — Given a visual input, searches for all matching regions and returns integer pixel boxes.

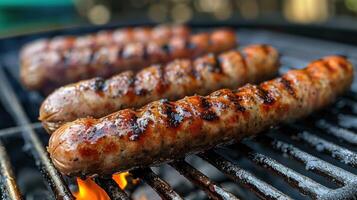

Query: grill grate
[0,68,74,200]
[0,27,356,200]
[170,160,239,200]
[0,140,22,200]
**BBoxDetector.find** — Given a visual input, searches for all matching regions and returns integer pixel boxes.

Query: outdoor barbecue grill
[0,25,356,200]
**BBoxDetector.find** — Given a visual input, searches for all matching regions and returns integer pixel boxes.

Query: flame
[113,172,130,189]
[74,178,109,200]
[113,172,139,189]
[73,172,139,200]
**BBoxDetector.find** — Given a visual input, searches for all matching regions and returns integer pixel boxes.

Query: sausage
[20,25,190,59]
[21,29,236,93]
[48,55,353,176]
[40,44,279,133]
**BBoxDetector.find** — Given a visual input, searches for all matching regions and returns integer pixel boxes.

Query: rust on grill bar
[132,168,184,200]
[0,140,23,200]
[199,151,292,200]
[94,177,130,200]
[170,160,239,200]
[0,68,74,200]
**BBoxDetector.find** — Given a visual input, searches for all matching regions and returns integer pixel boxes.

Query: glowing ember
[74,178,109,200]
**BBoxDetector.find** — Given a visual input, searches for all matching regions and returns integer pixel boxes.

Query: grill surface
[0,27,356,200]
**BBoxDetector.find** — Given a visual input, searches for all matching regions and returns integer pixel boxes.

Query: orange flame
[74,172,138,200]
[113,172,130,189]
[113,172,140,189]
[74,178,109,200]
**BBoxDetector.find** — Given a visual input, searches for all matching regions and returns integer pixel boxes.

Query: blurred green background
[0,0,356,37]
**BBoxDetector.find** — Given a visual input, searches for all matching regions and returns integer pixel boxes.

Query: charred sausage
[20,25,190,59]
[40,44,279,133]
[21,29,236,93]
[48,55,353,176]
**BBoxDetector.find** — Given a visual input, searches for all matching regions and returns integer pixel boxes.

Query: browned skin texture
[48,56,353,176]
[21,29,236,93]
[40,44,279,133]
[20,25,190,59]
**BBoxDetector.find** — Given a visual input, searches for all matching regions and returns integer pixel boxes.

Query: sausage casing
[40,44,279,133]
[20,25,190,59]
[48,56,353,176]
[21,29,236,92]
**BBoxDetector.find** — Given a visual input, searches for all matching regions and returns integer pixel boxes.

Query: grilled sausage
[20,25,190,59]
[21,29,236,93]
[40,44,279,133]
[48,56,353,176]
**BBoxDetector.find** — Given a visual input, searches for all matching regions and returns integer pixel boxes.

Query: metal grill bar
[0,68,74,200]
[133,168,184,200]
[200,151,292,200]
[170,161,239,200]
[335,99,357,114]
[295,131,357,167]
[259,136,357,185]
[314,120,357,145]
[0,140,23,200]
[313,108,357,130]
[232,144,330,198]
[94,177,130,200]
[0,122,42,138]
[335,114,357,129]
[319,183,357,200]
